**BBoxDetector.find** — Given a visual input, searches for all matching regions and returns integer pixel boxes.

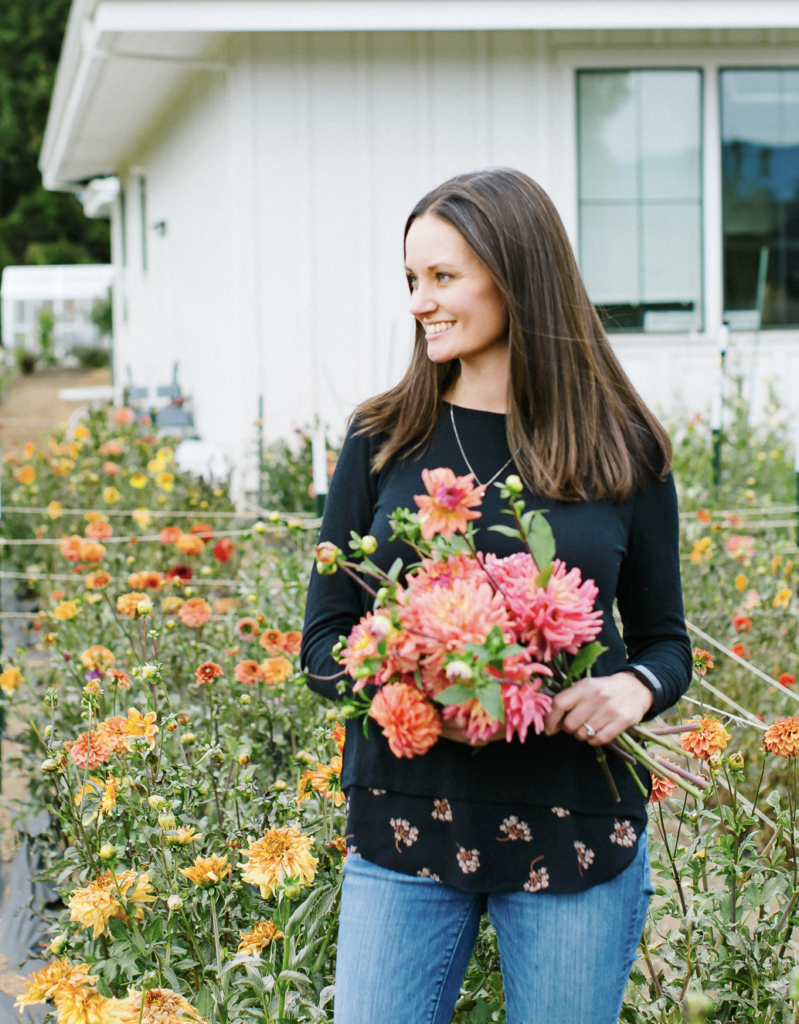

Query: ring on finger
[584,722,596,739]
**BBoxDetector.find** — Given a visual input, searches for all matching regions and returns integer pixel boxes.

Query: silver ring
[584,722,596,739]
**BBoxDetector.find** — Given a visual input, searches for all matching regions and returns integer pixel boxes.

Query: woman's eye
[436,273,451,282]
[407,276,418,290]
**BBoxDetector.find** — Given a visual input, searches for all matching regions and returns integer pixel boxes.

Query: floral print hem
[345,786,646,894]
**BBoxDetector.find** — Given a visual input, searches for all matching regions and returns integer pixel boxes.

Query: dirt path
[0,367,112,453]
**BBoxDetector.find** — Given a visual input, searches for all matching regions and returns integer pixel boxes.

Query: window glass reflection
[578,69,703,333]
[721,70,799,328]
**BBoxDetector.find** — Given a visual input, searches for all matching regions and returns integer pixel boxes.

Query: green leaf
[535,564,555,587]
[568,642,608,680]
[488,524,522,539]
[387,558,404,581]
[527,513,555,569]
[436,684,475,706]
[476,681,505,723]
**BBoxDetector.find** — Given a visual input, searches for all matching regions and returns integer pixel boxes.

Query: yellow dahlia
[763,717,799,759]
[680,716,731,760]
[124,707,158,747]
[68,870,155,937]
[14,959,96,1009]
[54,984,120,1024]
[99,775,118,813]
[237,919,284,955]
[80,646,115,672]
[179,853,230,886]
[166,826,202,845]
[298,758,344,807]
[115,987,200,1024]
[240,825,317,898]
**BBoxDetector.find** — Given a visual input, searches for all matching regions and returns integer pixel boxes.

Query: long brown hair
[355,168,671,503]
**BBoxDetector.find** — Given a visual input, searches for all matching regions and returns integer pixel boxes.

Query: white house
[0,263,114,357]
[40,1,799,486]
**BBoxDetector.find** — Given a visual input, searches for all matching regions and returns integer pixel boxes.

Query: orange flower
[195,661,224,684]
[106,669,132,689]
[102,461,120,476]
[113,406,135,425]
[260,629,285,653]
[235,617,260,641]
[176,534,204,557]
[680,716,731,760]
[79,540,106,563]
[731,643,751,660]
[282,631,302,655]
[16,465,35,485]
[305,757,345,806]
[178,598,211,628]
[60,535,84,561]
[691,648,714,676]
[69,731,112,770]
[369,680,441,758]
[763,717,799,759]
[79,646,115,672]
[96,716,129,754]
[234,660,264,685]
[100,439,123,456]
[53,600,79,621]
[214,597,236,615]
[331,721,345,754]
[779,673,796,689]
[189,522,214,540]
[649,761,678,803]
[697,508,711,523]
[180,854,231,887]
[85,570,112,590]
[213,538,234,563]
[159,526,182,545]
[732,614,751,633]
[124,707,158,747]
[85,520,113,541]
[117,592,149,618]
[414,467,484,540]
[128,571,164,590]
[162,596,185,613]
[261,655,293,685]
[238,919,283,955]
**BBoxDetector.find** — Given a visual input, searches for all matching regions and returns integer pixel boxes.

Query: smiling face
[404,212,509,367]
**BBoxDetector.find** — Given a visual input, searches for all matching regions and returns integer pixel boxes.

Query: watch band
[626,663,663,701]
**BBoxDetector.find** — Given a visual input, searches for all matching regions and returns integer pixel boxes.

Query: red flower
[731,643,751,660]
[160,526,183,545]
[779,673,796,689]
[166,564,193,581]
[732,615,751,633]
[213,538,234,563]
[190,522,214,541]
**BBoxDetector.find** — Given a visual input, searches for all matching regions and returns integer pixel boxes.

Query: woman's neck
[445,346,510,414]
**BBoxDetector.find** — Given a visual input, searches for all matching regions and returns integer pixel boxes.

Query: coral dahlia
[680,716,731,760]
[369,681,442,758]
[414,467,484,540]
[763,717,799,759]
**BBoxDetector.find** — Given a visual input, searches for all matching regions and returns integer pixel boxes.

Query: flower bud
[126,555,136,566]
[247,594,258,604]
[239,693,251,705]
[158,812,176,830]
[237,750,251,767]
[148,795,167,810]
[445,660,473,681]
[504,474,523,495]
[325,708,339,721]
[49,935,68,955]
[268,512,280,523]
[99,843,116,860]
[254,521,267,533]
[44,687,58,707]
[137,597,153,616]
[200,566,212,577]
[361,535,378,555]
[314,541,340,574]
[167,894,183,912]
[40,758,59,773]
[273,779,287,791]
[44,725,53,738]
[283,884,302,899]
[296,750,315,764]
[727,751,745,775]
[210,747,225,767]
[165,620,176,629]
[166,721,178,732]
[182,732,197,744]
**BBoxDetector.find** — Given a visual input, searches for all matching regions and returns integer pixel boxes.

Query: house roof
[41,0,799,190]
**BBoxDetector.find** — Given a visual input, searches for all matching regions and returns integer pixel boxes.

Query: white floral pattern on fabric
[523,858,550,892]
[497,816,532,842]
[432,798,453,822]
[390,818,419,852]
[551,807,571,817]
[417,867,442,882]
[574,841,595,874]
[456,845,481,874]
[369,788,387,796]
[610,819,637,848]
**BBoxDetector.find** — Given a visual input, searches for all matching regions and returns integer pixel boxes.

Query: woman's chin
[425,340,459,364]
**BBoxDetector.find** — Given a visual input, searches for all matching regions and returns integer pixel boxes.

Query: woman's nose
[409,284,436,317]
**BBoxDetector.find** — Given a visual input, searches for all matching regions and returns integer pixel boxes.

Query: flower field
[5,391,799,1022]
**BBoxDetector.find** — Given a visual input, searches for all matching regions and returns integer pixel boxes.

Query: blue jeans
[334,831,653,1024]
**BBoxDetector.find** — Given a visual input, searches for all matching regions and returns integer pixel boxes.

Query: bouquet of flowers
[313,469,706,802]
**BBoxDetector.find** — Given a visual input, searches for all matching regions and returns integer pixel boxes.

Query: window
[577,69,703,332]
[721,70,799,328]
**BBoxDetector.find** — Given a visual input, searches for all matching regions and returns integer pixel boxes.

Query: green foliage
[72,345,111,369]
[91,291,113,338]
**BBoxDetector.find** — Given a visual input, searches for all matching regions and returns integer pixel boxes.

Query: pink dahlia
[369,680,441,758]
[442,698,500,745]
[377,629,420,684]
[410,554,487,592]
[69,730,112,769]
[501,681,552,743]
[413,468,484,541]
[340,612,392,684]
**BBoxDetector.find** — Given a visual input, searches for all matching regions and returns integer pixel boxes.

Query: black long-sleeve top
[301,404,692,820]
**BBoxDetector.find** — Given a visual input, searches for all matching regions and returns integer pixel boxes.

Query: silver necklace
[449,401,518,490]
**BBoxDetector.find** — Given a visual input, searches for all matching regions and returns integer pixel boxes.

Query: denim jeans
[334,831,653,1024]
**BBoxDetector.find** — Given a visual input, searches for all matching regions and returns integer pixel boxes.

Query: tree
[0,0,110,334]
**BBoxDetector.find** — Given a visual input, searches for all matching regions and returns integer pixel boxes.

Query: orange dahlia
[189,522,214,540]
[128,571,164,590]
[123,707,158,747]
[413,467,484,541]
[691,648,714,676]
[106,669,132,689]
[79,646,115,672]
[60,535,83,561]
[680,716,731,760]
[369,681,442,758]
[96,716,130,754]
[282,630,302,655]
[159,526,182,545]
[261,655,293,685]
[117,592,148,618]
[649,761,679,803]
[763,717,799,759]
[85,570,111,590]
[240,825,317,898]
[234,660,264,685]
[195,661,224,684]
[259,629,285,653]
[331,721,345,754]
[238,919,283,955]
[179,854,230,887]
[85,520,113,541]
[176,534,204,557]
[79,540,106,563]
[69,731,112,770]
[178,598,211,628]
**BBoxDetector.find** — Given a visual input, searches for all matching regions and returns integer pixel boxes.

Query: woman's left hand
[543,672,653,746]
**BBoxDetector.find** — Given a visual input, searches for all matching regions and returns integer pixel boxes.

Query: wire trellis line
[0,505,320,523]
[680,694,767,732]
[0,524,318,547]
[0,570,243,587]
[685,619,799,703]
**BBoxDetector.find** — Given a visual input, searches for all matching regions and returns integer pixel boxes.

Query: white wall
[109,28,799,486]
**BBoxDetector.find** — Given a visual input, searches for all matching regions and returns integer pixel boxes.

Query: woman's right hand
[439,717,504,747]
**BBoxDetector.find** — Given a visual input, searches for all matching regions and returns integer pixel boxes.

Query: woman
[301,168,691,1023]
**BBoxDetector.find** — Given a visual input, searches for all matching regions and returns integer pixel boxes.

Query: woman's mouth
[424,320,455,338]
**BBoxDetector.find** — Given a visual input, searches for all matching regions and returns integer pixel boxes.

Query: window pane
[721,69,799,327]
[578,69,703,333]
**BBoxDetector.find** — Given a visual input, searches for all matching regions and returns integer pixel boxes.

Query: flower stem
[209,892,223,977]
